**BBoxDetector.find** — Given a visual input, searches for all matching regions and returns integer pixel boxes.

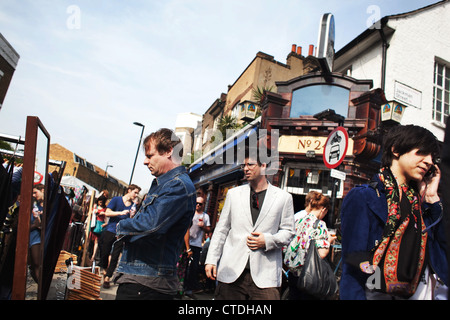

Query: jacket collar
[154,166,187,186]
[367,174,389,223]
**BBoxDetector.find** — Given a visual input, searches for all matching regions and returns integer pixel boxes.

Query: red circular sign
[323,126,349,169]
[34,171,44,185]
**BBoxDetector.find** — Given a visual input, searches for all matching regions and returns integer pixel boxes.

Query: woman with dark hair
[340,124,447,300]
[29,184,45,282]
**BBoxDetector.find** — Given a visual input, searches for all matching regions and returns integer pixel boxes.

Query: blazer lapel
[240,184,253,226]
[253,183,277,230]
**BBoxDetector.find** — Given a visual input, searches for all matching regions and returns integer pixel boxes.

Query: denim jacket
[340,175,448,300]
[116,166,196,277]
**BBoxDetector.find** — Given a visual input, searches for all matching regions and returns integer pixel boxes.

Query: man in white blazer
[205,148,294,299]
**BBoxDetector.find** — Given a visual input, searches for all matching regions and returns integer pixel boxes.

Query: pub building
[188,14,396,229]
[188,65,390,230]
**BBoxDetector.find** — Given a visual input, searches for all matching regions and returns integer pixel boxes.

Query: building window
[74,154,85,166]
[202,125,210,145]
[290,84,350,118]
[230,102,240,119]
[86,161,95,171]
[433,60,450,125]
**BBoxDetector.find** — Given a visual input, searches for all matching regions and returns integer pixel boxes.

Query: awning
[60,175,99,195]
[188,119,259,174]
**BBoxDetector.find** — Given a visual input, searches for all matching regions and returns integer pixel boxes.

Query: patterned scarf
[371,167,427,297]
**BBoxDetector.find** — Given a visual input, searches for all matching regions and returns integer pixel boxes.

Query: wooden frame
[11,116,50,300]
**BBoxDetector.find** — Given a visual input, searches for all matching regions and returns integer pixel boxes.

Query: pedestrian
[99,184,141,288]
[114,128,196,300]
[205,146,294,300]
[285,190,319,299]
[89,196,107,263]
[184,196,211,295]
[29,184,45,283]
[340,124,448,300]
[283,192,335,300]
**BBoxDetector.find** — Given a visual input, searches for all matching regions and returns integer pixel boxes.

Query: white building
[334,0,450,141]
[174,112,202,162]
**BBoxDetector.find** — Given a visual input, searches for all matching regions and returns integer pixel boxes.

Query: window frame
[433,59,450,125]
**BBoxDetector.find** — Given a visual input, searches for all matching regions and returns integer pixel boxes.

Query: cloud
[0,0,439,189]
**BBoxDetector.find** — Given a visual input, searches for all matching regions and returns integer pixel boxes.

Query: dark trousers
[215,269,280,300]
[184,246,202,291]
[116,283,175,300]
[99,230,124,278]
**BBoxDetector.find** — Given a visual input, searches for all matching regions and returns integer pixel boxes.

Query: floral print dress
[283,213,330,276]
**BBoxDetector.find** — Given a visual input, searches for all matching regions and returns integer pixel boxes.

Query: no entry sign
[323,126,348,169]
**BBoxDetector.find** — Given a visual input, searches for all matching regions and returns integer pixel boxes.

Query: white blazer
[205,183,294,288]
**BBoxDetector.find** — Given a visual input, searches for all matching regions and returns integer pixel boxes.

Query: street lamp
[129,122,145,186]
[381,100,406,124]
[313,108,345,126]
[105,164,113,177]
[103,164,113,190]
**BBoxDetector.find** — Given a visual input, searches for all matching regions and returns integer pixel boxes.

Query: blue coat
[340,176,448,300]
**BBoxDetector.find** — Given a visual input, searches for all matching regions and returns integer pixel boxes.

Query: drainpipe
[378,27,389,92]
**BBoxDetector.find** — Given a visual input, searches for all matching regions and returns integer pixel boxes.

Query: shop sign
[394,81,421,109]
[330,168,346,181]
[278,134,353,157]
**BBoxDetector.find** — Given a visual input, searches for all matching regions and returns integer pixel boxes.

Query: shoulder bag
[297,219,338,299]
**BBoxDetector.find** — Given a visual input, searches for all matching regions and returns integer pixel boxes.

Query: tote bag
[297,221,338,299]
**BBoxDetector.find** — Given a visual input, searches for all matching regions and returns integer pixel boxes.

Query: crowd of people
[49,124,450,300]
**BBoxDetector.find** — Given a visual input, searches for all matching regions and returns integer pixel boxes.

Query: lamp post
[129,122,145,186]
[103,164,113,190]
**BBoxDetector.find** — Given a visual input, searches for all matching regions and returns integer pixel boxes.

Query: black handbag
[297,220,338,299]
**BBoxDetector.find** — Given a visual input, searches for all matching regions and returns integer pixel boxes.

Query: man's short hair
[381,124,440,167]
[143,128,183,158]
[127,184,141,193]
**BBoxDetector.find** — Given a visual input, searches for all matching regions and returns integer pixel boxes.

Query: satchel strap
[310,219,321,243]
[313,219,320,229]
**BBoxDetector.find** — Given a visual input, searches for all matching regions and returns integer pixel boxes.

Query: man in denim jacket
[114,128,196,300]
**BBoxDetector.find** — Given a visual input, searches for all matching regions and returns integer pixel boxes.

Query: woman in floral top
[283,192,335,299]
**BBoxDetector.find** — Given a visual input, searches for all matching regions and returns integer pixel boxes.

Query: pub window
[433,60,450,125]
[290,84,350,118]
[284,167,342,198]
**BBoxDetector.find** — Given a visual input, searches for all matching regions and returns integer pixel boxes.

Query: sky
[0,0,440,193]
